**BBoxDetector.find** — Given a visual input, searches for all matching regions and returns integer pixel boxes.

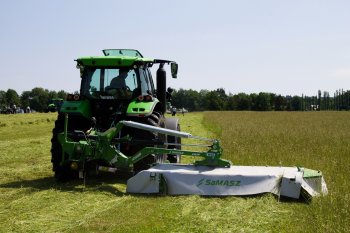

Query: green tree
[291,96,302,111]
[318,90,322,111]
[0,90,7,108]
[205,92,220,110]
[234,93,251,110]
[172,89,199,111]
[198,89,209,110]
[184,89,201,111]
[226,94,237,110]
[48,90,58,99]
[30,87,49,112]
[274,95,286,111]
[5,89,20,107]
[57,90,68,99]
[204,89,227,110]
[250,93,258,110]
[252,92,271,111]
[20,91,32,109]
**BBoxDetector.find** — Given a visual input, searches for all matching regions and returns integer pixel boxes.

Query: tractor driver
[109,68,129,89]
[106,69,132,98]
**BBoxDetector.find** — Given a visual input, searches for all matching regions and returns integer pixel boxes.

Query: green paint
[126,99,159,116]
[303,168,323,178]
[77,56,154,67]
[59,99,91,118]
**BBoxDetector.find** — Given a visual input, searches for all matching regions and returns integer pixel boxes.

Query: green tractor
[51,49,180,180]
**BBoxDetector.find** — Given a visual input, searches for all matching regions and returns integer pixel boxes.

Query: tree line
[1,87,349,113]
[0,88,68,113]
[171,88,350,111]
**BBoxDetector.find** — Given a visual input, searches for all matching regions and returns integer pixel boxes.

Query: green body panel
[126,99,159,116]
[77,56,153,67]
[303,168,323,178]
[60,100,91,118]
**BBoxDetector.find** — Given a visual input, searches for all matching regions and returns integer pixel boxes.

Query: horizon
[2,85,348,98]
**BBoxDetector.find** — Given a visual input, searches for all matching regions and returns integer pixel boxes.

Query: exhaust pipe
[156,63,166,114]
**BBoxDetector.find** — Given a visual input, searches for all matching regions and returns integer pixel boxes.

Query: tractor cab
[79,65,156,129]
[80,50,155,101]
[59,49,178,131]
[80,66,155,100]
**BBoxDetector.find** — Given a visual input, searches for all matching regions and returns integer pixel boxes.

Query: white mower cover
[127,164,327,199]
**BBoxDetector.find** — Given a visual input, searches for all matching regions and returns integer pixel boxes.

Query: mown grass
[0,112,348,232]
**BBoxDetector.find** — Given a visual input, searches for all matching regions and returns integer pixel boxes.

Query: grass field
[0,112,349,232]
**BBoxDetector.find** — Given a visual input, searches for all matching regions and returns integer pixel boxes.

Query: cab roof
[76,49,175,67]
[76,56,154,67]
[76,49,152,67]
[102,49,143,57]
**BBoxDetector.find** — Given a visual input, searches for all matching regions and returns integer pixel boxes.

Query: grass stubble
[0,112,349,232]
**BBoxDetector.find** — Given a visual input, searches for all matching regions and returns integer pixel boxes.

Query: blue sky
[1,0,349,96]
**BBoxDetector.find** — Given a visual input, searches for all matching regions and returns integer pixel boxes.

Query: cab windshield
[81,67,153,99]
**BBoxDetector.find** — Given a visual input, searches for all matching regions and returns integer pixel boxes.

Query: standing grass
[203,111,350,232]
[0,112,348,232]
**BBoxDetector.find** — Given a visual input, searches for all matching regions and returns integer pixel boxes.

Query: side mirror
[171,62,178,79]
